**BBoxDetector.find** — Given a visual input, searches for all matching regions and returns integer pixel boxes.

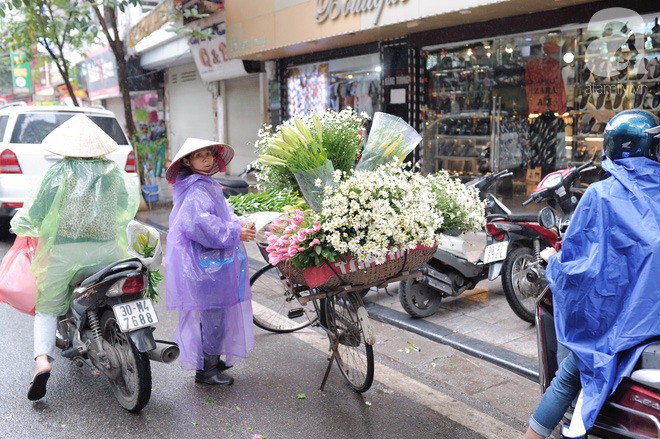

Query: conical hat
[165,137,234,183]
[42,113,117,157]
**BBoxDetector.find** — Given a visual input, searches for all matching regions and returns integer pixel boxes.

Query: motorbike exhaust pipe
[149,340,180,363]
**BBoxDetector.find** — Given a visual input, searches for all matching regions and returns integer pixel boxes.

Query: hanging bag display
[0,236,38,316]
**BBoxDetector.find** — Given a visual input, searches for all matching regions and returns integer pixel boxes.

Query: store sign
[80,46,120,100]
[128,0,173,48]
[189,23,248,82]
[11,52,32,95]
[315,0,409,26]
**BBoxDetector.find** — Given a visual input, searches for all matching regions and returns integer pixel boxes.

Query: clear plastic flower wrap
[293,159,335,210]
[356,112,422,171]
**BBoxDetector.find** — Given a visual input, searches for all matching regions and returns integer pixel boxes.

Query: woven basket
[401,245,437,272]
[273,245,437,289]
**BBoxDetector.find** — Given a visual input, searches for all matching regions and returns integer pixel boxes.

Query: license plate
[483,241,509,264]
[112,299,159,332]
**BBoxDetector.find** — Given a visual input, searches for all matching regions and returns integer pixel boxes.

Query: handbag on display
[0,236,38,316]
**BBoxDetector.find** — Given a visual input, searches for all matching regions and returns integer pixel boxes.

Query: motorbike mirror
[538,207,558,230]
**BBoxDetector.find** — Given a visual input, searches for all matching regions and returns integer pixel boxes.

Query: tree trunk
[42,41,79,107]
[89,3,136,141]
[115,42,136,141]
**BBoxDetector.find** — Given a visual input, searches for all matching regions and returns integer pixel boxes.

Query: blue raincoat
[166,174,254,370]
[547,157,660,430]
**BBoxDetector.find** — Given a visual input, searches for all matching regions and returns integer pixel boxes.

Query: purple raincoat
[166,174,254,370]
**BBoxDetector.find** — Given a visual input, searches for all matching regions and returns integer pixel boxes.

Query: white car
[0,103,139,218]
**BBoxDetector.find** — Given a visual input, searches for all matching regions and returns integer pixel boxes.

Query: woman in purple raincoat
[165,138,255,385]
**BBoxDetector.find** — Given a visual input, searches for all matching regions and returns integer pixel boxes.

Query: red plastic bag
[0,236,38,316]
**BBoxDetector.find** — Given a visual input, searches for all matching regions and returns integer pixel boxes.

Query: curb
[365,302,540,382]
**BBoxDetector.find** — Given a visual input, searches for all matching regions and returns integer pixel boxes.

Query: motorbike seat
[630,369,660,390]
[630,342,660,390]
[70,258,142,288]
[215,178,249,189]
[486,213,539,223]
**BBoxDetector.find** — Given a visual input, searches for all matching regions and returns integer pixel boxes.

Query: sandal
[27,370,50,401]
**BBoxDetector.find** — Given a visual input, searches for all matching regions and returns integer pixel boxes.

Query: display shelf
[574,77,660,86]
[433,134,491,141]
[571,134,604,139]
[435,155,481,160]
[433,66,493,73]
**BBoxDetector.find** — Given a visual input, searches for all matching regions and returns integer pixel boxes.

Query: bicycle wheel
[320,292,374,392]
[250,264,316,333]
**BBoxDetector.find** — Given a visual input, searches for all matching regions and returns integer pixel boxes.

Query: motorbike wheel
[502,246,538,324]
[398,279,442,318]
[100,310,152,413]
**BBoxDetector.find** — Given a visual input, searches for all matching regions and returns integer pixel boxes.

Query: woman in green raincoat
[10,114,140,401]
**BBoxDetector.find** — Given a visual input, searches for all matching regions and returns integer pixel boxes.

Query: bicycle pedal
[287,308,304,319]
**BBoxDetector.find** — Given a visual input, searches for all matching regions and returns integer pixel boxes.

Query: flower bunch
[319,161,443,264]
[252,123,298,192]
[428,170,486,233]
[131,232,162,301]
[312,108,365,173]
[264,209,340,268]
[356,112,422,171]
[257,114,327,173]
[252,109,365,192]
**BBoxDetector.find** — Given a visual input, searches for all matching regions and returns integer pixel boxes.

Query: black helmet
[603,110,660,160]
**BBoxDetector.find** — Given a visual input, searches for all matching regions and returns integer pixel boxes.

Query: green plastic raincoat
[10,158,139,315]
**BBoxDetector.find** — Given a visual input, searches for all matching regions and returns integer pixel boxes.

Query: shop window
[421,30,580,204]
[285,54,381,119]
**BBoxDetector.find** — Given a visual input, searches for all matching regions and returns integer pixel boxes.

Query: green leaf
[296,393,307,399]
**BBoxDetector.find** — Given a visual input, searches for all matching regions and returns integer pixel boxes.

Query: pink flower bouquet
[264,209,337,269]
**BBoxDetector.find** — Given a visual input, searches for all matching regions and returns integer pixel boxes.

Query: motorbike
[398,169,512,318]
[55,227,179,413]
[535,206,660,438]
[216,165,254,197]
[484,162,596,324]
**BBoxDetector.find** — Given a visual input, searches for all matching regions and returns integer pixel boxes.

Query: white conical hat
[42,113,117,157]
[165,137,234,183]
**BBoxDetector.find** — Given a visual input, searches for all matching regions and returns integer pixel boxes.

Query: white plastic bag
[126,220,163,269]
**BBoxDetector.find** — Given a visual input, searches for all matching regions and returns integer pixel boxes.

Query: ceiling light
[563,52,575,63]
[374,66,382,73]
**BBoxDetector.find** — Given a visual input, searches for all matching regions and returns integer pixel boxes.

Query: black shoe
[27,371,50,401]
[217,358,233,372]
[195,370,234,385]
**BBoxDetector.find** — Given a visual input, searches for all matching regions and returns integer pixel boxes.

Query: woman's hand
[240,222,256,242]
[540,247,557,262]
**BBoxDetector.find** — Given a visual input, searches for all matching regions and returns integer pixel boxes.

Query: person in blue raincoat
[165,138,255,386]
[523,109,660,438]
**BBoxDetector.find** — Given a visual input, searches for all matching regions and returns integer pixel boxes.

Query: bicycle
[250,242,431,393]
